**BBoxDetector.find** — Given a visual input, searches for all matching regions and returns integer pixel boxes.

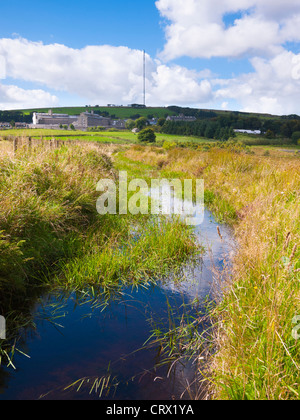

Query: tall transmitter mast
[143,50,146,107]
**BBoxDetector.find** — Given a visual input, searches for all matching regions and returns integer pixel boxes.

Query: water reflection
[0,209,235,400]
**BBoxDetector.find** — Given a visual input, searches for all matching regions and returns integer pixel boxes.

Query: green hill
[14,104,300,123]
[17,106,175,119]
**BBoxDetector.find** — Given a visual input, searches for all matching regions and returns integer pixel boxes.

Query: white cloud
[0,37,213,109]
[1,35,300,115]
[214,51,300,115]
[156,0,300,60]
[0,55,6,79]
[0,83,58,110]
[150,64,212,104]
[152,0,300,114]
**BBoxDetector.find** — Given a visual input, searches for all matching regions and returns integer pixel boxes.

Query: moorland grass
[3,135,299,399]
[0,140,200,367]
[0,142,114,297]
[120,144,300,400]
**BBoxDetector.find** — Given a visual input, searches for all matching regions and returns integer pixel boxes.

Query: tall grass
[0,140,200,368]
[0,142,116,363]
[0,142,114,295]
[54,216,199,289]
[121,144,300,400]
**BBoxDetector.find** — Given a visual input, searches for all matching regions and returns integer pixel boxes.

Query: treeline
[164,106,300,142]
[0,111,32,123]
[161,120,236,140]
[167,106,218,119]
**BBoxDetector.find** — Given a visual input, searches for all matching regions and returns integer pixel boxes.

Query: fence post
[28,137,32,153]
[13,137,18,156]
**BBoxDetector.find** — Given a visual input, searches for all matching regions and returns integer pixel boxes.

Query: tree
[291,131,300,144]
[138,128,156,143]
[70,124,75,131]
[281,122,293,138]
[157,118,166,127]
[204,122,215,139]
[265,129,275,139]
[135,117,148,130]
[125,119,136,130]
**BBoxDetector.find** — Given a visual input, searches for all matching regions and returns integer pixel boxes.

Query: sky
[1,0,300,115]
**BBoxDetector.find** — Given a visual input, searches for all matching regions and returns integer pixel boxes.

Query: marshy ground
[0,133,299,400]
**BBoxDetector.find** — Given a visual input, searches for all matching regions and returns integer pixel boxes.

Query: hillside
[12,105,300,121]
[2,105,300,145]
[15,106,175,120]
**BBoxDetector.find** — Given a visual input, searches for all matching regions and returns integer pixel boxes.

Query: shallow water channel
[0,209,234,400]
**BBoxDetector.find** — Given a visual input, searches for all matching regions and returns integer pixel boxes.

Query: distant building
[234,129,261,135]
[112,119,126,129]
[32,110,78,127]
[166,114,197,122]
[149,118,158,125]
[75,111,112,129]
[32,109,126,130]
[15,122,28,129]
[0,122,12,129]
[128,104,146,109]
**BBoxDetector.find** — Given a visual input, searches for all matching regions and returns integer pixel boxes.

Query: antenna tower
[143,50,146,107]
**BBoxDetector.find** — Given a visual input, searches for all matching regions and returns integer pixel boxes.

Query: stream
[0,209,234,400]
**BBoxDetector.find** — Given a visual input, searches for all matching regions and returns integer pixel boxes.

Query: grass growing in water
[54,216,199,290]
[120,143,300,400]
[0,140,200,369]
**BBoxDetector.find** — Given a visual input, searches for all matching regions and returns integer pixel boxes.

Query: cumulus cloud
[156,0,300,60]
[0,37,213,109]
[150,65,212,104]
[214,50,300,115]
[1,31,300,114]
[0,83,58,110]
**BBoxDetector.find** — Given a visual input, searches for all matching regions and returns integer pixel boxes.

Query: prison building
[32,110,78,127]
[75,112,112,129]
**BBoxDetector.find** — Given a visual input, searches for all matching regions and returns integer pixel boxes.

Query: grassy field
[0,128,91,137]
[3,127,300,150]
[0,128,215,147]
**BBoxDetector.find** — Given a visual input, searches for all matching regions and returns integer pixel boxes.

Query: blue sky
[1,0,163,54]
[1,0,300,114]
